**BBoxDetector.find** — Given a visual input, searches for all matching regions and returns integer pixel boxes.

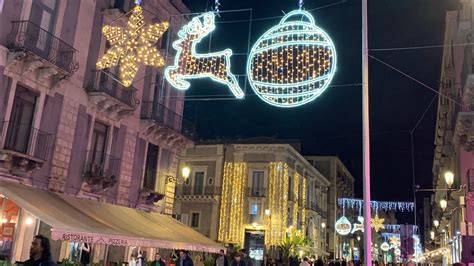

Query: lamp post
[444,171,454,188]
[433,220,439,228]
[181,166,191,180]
[439,199,448,211]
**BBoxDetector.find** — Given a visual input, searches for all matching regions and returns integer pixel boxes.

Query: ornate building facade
[174,142,331,260]
[305,156,355,260]
[427,0,474,263]
[0,0,211,263]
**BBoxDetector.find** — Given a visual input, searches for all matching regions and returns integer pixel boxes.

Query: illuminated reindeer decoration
[164,12,244,98]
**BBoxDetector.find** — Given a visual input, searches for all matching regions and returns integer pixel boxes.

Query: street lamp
[440,199,448,211]
[321,222,326,229]
[265,209,271,216]
[433,219,439,228]
[430,231,435,240]
[181,166,191,180]
[357,236,361,241]
[444,171,454,188]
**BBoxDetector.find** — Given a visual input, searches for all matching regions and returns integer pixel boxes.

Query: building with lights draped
[174,141,331,260]
[0,0,222,264]
[426,1,474,264]
[305,157,355,259]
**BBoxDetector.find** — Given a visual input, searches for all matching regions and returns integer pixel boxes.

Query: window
[29,0,58,53]
[251,171,264,196]
[190,213,200,228]
[143,143,159,190]
[249,203,261,224]
[5,86,37,154]
[193,171,204,195]
[89,122,108,175]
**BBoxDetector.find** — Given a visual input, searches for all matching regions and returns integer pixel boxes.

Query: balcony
[86,70,138,120]
[180,185,220,196]
[248,187,266,197]
[5,21,78,88]
[453,74,474,151]
[82,151,120,193]
[307,202,327,218]
[140,101,196,148]
[0,121,52,177]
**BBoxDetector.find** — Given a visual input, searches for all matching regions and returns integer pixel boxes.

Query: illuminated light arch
[164,12,244,99]
[247,9,337,107]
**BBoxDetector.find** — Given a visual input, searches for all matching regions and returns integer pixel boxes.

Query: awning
[0,181,223,253]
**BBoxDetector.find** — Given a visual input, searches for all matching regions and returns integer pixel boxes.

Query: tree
[278,230,313,262]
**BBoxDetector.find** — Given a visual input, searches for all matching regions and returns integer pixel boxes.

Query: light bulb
[25,217,33,225]
[440,199,448,211]
[444,171,454,188]
[433,219,439,228]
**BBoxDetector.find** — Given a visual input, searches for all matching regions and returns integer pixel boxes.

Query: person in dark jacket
[24,235,56,266]
[177,250,194,266]
[239,249,253,266]
[215,249,229,266]
[152,253,166,266]
[231,254,245,266]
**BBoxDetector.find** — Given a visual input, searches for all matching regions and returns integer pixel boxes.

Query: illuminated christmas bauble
[335,216,351,235]
[247,10,336,108]
[380,242,390,252]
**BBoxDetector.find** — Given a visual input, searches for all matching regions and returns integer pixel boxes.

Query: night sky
[180,0,458,223]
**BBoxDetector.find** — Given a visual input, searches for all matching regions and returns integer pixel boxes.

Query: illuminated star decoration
[96,4,169,87]
[371,214,385,232]
[164,12,244,99]
[351,216,364,234]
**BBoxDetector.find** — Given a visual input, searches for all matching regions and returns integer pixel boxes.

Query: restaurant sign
[51,229,221,253]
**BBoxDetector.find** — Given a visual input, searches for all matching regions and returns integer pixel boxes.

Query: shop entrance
[244,230,264,266]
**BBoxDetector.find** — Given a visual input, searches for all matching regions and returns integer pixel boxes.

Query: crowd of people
[20,235,425,266]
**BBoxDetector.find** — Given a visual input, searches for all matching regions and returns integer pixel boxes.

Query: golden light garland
[265,162,289,246]
[218,162,232,242]
[96,5,168,87]
[292,172,299,227]
[218,162,247,244]
[301,177,307,233]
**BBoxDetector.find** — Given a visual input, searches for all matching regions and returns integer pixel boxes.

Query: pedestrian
[152,253,166,266]
[24,235,56,266]
[129,249,142,266]
[299,257,310,266]
[232,254,245,266]
[195,255,204,266]
[262,254,272,266]
[80,243,90,266]
[177,250,194,266]
[216,249,229,266]
[315,258,323,266]
[239,249,253,266]
[290,256,299,266]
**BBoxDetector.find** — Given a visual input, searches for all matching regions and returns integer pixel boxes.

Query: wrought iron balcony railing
[180,185,220,196]
[2,121,52,161]
[7,20,78,74]
[84,150,121,179]
[87,70,138,108]
[248,187,266,197]
[141,101,196,140]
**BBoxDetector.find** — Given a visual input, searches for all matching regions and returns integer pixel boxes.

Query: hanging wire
[368,54,462,106]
